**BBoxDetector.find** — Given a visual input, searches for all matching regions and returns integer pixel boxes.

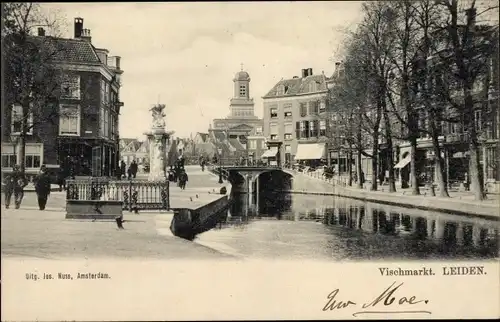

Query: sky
[40,2,363,139]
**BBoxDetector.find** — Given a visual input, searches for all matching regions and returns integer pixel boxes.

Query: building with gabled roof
[262,67,331,167]
[2,17,124,179]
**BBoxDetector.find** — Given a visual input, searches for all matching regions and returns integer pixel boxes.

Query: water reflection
[198,192,499,260]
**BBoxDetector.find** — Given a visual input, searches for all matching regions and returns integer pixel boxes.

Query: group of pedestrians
[168,152,189,190]
[3,164,52,210]
[119,160,138,180]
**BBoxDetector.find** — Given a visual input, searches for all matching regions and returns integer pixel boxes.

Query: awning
[294,143,325,160]
[394,154,411,169]
[453,151,470,158]
[261,147,278,158]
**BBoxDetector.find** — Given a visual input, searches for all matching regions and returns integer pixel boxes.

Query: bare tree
[2,3,67,174]
[329,30,376,189]
[358,1,398,192]
[435,0,499,200]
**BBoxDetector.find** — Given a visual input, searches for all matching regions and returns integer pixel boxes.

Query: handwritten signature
[322,281,431,317]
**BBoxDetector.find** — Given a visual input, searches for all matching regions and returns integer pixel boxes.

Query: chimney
[308,68,313,76]
[80,28,92,42]
[465,8,477,26]
[37,27,45,36]
[301,69,307,78]
[74,17,84,38]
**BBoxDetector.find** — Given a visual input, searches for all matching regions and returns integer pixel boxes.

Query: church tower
[229,65,256,119]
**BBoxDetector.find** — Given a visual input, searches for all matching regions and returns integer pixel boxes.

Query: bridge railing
[66,178,170,211]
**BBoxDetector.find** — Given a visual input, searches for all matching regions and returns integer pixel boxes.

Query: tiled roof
[263,74,328,98]
[228,138,245,151]
[32,36,100,64]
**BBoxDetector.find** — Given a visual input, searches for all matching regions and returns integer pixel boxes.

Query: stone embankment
[284,170,499,219]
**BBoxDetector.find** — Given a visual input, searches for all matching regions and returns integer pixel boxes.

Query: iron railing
[66,178,170,211]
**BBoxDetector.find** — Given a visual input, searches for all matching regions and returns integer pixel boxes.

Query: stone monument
[144,104,171,181]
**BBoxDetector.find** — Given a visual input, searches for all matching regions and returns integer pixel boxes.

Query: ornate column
[144,104,171,181]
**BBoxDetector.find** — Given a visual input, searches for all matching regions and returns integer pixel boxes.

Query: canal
[194,192,500,260]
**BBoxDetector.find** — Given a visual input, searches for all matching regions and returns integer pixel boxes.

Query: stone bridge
[207,164,293,195]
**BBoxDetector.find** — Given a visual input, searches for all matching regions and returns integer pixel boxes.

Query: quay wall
[280,172,499,220]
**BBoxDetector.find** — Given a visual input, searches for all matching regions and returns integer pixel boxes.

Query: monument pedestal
[144,104,171,181]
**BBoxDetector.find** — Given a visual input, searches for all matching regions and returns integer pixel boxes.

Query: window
[475,110,482,131]
[59,104,80,136]
[284,110,292,118]
[284,123,293,140]
[300,103,307,117]
[449,122,457,134]
[285,145,291,153]
[319,120,327,136]
[270,107,278,118]
[261,140,267,149]
[270,134,278,140]
[101,79,110,105]
[25,155,41,168]
[319,101,326,112]
[1,155,17,168]
[61,74,81,99]
[309,120,318,137]
[256,126,263,135]
[300,120,308,138]
[309,101,319,115]
[276,85,286,96]
[11,104,33,135]
[249,140,257,149]
[270,123,278,135]
[239,85,246,97]
[486,147,497,180]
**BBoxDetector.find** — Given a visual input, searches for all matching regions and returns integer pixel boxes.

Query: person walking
[130,160,138,179]
[179,170,188,190]
[34,165,51,210]
[4,165,28,209]
[120,160,126,179]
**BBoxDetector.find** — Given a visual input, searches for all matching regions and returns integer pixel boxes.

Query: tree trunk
[371,138,378,191]
[357,148,363,189]
[430,132,449,197]
[382,105,396,193]
[410,137,420,195]
[469,133,485,200]
[348,148,353,186]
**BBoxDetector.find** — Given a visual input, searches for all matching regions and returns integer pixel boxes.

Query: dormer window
[277,84,287,96]
[308,81,317,92]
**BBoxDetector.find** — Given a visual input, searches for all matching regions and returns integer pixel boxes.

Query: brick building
[262,68,331,166]
[2,17,123,179]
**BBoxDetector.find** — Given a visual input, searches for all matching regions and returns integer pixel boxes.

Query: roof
[228,138,245,151]
[31,36,100,64]
[263,74,329,98]
[235,70,250,81]
[196,132,209,142]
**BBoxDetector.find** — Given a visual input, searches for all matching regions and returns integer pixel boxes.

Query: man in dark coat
[120,160,126,179]
[130,160,138,178]
[34,165,51,210]
[179,170,188,190]
[4,165,28,209]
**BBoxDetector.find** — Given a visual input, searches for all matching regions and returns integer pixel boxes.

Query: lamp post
[218,147,223,184]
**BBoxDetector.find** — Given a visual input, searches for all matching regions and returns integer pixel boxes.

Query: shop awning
[453,151,470,158]
[294,143,325,160]
[261,147,278,158]
[394,154,412,169]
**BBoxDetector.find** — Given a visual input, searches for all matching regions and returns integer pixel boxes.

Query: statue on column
[150,104,166,129]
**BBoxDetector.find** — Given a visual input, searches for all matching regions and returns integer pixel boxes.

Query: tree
[329,29,376,190]
[358,1,398,192]
[435,0,499,200]
[2,3,67,174]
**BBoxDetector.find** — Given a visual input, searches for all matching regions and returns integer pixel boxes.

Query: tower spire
[240,63,244,71]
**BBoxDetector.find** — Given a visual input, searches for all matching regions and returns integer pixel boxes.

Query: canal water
[194,192,499,260]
